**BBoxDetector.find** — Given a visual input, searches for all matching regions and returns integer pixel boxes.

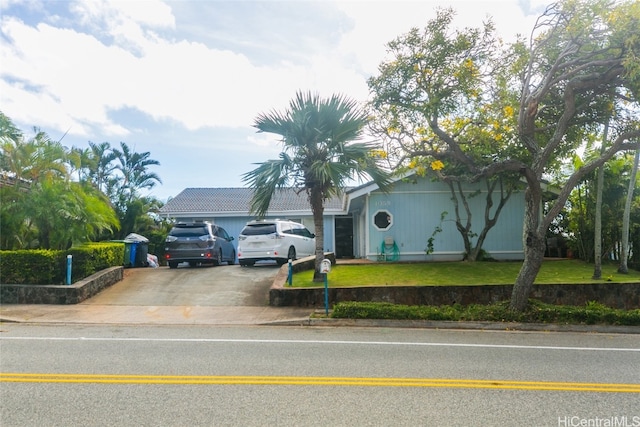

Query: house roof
[159,187,347,218]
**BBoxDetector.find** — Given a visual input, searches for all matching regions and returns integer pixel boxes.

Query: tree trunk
[592,162,604,278]
[309,187,326,282]
[509,184,545,311]
[593,121,609,279]
[448,181,474,260]
[472,178,512,261]
[447,177,512,262]
[619,147,640,274]
[510,236,546,311]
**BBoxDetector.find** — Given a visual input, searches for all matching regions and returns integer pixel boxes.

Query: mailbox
[320,259,332,274]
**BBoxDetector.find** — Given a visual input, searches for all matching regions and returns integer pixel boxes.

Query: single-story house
[158,175,526,262]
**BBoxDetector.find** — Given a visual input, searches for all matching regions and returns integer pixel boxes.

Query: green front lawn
[291,259,640,288]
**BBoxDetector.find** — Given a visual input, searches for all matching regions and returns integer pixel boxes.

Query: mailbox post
[66,255,72,285]
[320,259,331,316]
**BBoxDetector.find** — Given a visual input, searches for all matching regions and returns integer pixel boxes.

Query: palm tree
[87,141,117,193]
[109,142,162,238]
[24,179,119,249]
[592,122,609,279]
[0,127,67,185]
[0,112,29,249]
[0,111,23,150]
[67,146,95,183]
[619,147,640,274]
[113,141,161,202]
[0,123,70,249]
[0,114,120,249]
[243,91,392,281]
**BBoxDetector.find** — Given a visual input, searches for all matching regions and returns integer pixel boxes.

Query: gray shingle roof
[159,187,346,216]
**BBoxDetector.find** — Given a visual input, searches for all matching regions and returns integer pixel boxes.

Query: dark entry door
[335,216,353,259]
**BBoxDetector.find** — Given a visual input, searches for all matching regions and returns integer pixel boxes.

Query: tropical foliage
[563,151,640,268]
[367,8,523,261]
[367,0,640,311]
[243,91,392,280]
[0,112,167,250]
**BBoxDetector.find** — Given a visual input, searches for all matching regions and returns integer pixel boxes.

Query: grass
[291,259,640,288]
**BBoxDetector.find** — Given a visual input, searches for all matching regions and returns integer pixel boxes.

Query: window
[290,224,314,238]
[240,224,277,236]
[373,210,393,230]
[300,227,314,238]
[170,226,208,237]
[214,227,230,239]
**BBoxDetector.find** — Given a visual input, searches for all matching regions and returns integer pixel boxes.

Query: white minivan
[237,219,316,266]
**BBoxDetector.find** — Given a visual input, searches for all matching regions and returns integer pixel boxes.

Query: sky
[0,0,549,201]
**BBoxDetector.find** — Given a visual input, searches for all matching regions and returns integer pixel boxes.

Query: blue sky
[0,0,546,201]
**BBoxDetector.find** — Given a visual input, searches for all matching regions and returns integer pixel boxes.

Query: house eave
[160,208,347,219]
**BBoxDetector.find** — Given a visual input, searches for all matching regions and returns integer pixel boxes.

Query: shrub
[0,250,61,284]
[330,300,640,326]
[0,242,124,285]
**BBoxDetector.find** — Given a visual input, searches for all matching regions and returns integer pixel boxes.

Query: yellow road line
[1,373,639,393]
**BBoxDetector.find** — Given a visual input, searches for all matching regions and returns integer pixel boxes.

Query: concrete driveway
[0,263,315,325]
[85,263,280,307]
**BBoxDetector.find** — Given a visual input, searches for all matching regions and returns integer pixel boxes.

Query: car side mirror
[229,236,234,241]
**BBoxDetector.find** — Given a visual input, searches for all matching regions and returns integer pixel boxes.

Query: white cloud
[0,0,550,199]
[1,5,368,136]
[1,1,543,139]
[335,1,540,76]
[1,17,140,135]
[71,0,175,30]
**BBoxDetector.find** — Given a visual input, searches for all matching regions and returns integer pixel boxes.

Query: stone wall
[270,261,640,309]
[0,266,123,304]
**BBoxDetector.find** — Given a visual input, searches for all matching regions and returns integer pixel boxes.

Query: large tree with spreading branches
[368,0,640,311]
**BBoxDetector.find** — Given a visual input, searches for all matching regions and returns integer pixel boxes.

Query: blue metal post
[324,273,329,316]
[287,259,293,286]
[66,255,72,285]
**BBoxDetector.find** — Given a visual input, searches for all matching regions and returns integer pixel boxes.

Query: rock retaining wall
[0,266,123,304]
[270,260,640,309]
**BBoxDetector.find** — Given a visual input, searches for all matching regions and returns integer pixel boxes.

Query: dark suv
[164,222,236,269]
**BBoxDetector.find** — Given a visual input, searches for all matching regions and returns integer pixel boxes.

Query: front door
[335,216,353,259]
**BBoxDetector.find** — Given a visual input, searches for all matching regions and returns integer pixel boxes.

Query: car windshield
[170,227,208,237]
[241,224,277,236]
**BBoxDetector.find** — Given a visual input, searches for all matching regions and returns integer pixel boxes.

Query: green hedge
[330,300,640,326]
[0,243,124,285]
[0,250,60,285]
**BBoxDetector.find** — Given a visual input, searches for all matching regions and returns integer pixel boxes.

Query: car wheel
[213,249,223,266]
[228,250,236,265]
[168,261,178,269]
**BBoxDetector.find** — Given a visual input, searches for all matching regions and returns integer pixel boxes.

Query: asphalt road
[1,324,639,426]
